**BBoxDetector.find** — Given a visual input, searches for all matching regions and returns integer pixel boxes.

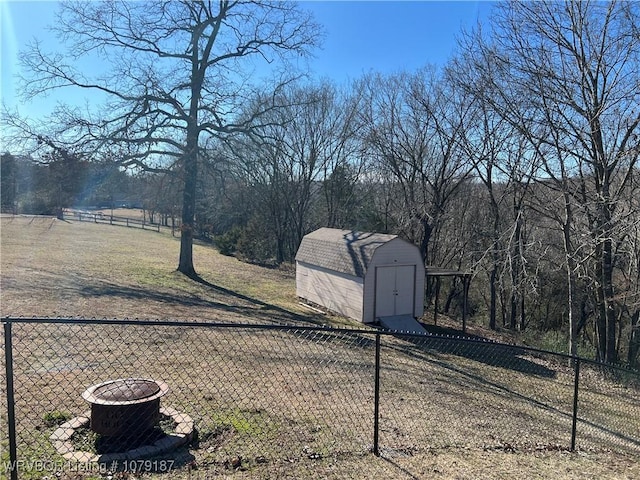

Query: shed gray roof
[295,228,398,277]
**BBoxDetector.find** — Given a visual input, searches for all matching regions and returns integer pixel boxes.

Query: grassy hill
[0,215,328,325]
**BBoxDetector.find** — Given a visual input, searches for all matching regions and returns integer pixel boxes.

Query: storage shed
[295,228,425,324]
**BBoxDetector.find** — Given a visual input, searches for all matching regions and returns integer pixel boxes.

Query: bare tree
[226,81,363,263]
[318,84,368,230]
[459,0,640,362]
[455,94,538,330]
[360,69,477,265]
[11,0,320,277]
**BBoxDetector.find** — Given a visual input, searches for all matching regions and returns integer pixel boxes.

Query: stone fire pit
[82,378,169,438]
[50,378,194,463]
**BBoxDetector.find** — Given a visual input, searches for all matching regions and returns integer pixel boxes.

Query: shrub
[215,225,243,256]
[236,217,276,265]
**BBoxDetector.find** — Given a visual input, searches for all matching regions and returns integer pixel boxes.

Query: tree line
[1,1,638,367]
[0,152,180,226]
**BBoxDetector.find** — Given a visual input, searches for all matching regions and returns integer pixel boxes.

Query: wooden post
[434,277,440,326]
[462,275,470,334]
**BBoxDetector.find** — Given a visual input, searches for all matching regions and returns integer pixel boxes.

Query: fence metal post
[570,356,581,451]
[373,332,381,456]
[3,321,19,480]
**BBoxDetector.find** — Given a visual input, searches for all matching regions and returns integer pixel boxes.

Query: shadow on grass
[80,274,324,327]
[381,457,421,480]
[384,322,557,379]
[189,273,380,352]
[190,272,335,327]
[372,330,640,454]
[191,273,380,347]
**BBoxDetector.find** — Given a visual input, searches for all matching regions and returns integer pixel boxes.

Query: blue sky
[1,1,492,122]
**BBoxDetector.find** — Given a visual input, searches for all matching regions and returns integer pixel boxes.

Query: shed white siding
[296,228,425,324]
[296,261,363,321]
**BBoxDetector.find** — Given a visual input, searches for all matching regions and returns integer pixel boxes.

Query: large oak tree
[17,0,320,277]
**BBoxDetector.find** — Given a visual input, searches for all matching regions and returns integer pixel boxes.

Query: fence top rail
[2,316,639,377]
[2,316,371,333]
[70,212,146,223]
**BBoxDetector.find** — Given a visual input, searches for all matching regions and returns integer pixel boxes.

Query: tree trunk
[177,23,206,279]
[510,204,525,331]
[629,310,640,369]
[419,219,433,266]
[603,236,617,364]
[178,147,197,278]
[509,293,517,330]
[177,126,199,277]
[443,278,457,313]
[489,215,500,331]
[489,264,497,330]
[276,232,285,264]
[594,236,610,363]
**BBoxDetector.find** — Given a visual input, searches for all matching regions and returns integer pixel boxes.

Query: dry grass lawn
[0,215,320,323]
[1,215,638,480]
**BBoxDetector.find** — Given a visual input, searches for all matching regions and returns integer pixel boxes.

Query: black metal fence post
[571,356,581,451]
[3,320,18,480]
[373,332,381,456]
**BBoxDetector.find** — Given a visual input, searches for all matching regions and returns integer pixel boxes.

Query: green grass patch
[208,408,271,438]
[42,410,71,428]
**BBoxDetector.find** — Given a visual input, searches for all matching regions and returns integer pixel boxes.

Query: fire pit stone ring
[50,377,193,465]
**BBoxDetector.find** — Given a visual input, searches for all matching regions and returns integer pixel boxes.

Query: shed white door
[375,265,415,318]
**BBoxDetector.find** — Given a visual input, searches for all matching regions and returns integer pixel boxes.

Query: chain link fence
[1,318,639,479]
